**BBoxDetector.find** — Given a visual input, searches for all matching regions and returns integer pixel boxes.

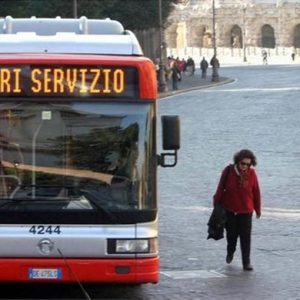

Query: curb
[158,78,234,99]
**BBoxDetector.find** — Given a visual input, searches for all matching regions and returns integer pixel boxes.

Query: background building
[165,0,300,63]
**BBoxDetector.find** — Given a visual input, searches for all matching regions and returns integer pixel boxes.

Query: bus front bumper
[0,257,159,283]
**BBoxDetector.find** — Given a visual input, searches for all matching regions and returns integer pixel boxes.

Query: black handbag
[207,203,227,240]
[207,165,230,240]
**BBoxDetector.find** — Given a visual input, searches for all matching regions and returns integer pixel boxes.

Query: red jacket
[213,164,261,215]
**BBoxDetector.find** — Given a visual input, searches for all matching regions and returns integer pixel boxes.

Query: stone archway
[261,24,275,48]
[293,24,300,48]
[230,25,242,48]
[202,25,213,48]
[176,22,187,48]
[165,23,177,48]
[189,24,210,47]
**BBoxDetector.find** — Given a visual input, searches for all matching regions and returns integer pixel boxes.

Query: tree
[0,0,72,18]
[0,0,177,30]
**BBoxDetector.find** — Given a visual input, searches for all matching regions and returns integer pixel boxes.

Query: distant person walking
[171,60,180,90]
[291,53,295,62]
[210,55,220,82]
[262,50,268,65]
[200,57,209,79]
[186,57,195,76]
[213,149,261,271]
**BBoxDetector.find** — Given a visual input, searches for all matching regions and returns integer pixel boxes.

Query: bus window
[0,102,156,219]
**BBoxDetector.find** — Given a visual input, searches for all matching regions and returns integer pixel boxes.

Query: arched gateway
[261,25,275,48]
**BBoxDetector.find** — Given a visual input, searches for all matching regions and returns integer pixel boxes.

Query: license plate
[28,268,62,280]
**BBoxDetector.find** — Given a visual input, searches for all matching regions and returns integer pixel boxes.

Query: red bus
[0,17,180,284]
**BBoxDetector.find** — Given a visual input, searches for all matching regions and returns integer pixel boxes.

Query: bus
[0,17,180,284]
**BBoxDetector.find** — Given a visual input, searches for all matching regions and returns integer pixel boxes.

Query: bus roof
[0,16,143,56]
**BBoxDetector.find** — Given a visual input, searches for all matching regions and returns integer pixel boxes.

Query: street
[1,64,300,299]
[156,64,300,300]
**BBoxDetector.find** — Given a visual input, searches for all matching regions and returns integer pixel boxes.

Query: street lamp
[158,0,168,92]
[212,0,217,56]
[211,0,219,82]
[242,6,247,62]
[73,0,78,18]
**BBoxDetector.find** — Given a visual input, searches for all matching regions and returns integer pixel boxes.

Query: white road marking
[160,270,227,279]
[204,87,300,92]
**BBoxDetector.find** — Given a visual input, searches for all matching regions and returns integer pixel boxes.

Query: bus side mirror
[158,115,180,167]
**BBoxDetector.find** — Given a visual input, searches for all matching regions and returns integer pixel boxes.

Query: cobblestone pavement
[154,64,300,300]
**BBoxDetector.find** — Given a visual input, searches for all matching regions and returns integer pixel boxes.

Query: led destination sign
[0,65,138,98]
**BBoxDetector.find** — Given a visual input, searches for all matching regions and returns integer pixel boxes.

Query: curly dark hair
[233,149,257,166]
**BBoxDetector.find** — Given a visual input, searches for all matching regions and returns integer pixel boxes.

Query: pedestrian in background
[171,60,180,90]
[186,56,195,75]
[291,52,295,61]
[262,49,268,65]
[200,57,208,78]
[210,55,220,82]
[213,149,261,271]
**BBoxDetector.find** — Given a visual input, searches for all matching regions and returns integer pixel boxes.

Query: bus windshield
[0,102,156,215]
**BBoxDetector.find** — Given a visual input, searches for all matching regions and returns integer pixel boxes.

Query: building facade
[166,0,300,50]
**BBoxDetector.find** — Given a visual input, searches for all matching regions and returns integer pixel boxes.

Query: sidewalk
[159,69,233,98]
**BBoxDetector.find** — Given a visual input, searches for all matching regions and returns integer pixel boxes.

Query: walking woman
[213,149,261,271]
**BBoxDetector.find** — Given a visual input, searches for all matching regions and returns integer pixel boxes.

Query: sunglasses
[240,161,251,167]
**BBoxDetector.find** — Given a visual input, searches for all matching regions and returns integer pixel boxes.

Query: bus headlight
[108,238,157,254]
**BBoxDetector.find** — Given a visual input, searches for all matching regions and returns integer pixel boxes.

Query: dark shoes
[226,253,233,264]
[226,253,253,271]
[243,264,253,271]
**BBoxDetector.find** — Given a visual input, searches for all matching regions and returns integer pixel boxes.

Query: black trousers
[225,211,253,266]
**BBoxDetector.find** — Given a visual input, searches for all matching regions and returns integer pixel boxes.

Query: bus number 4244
[29,225,61,235]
